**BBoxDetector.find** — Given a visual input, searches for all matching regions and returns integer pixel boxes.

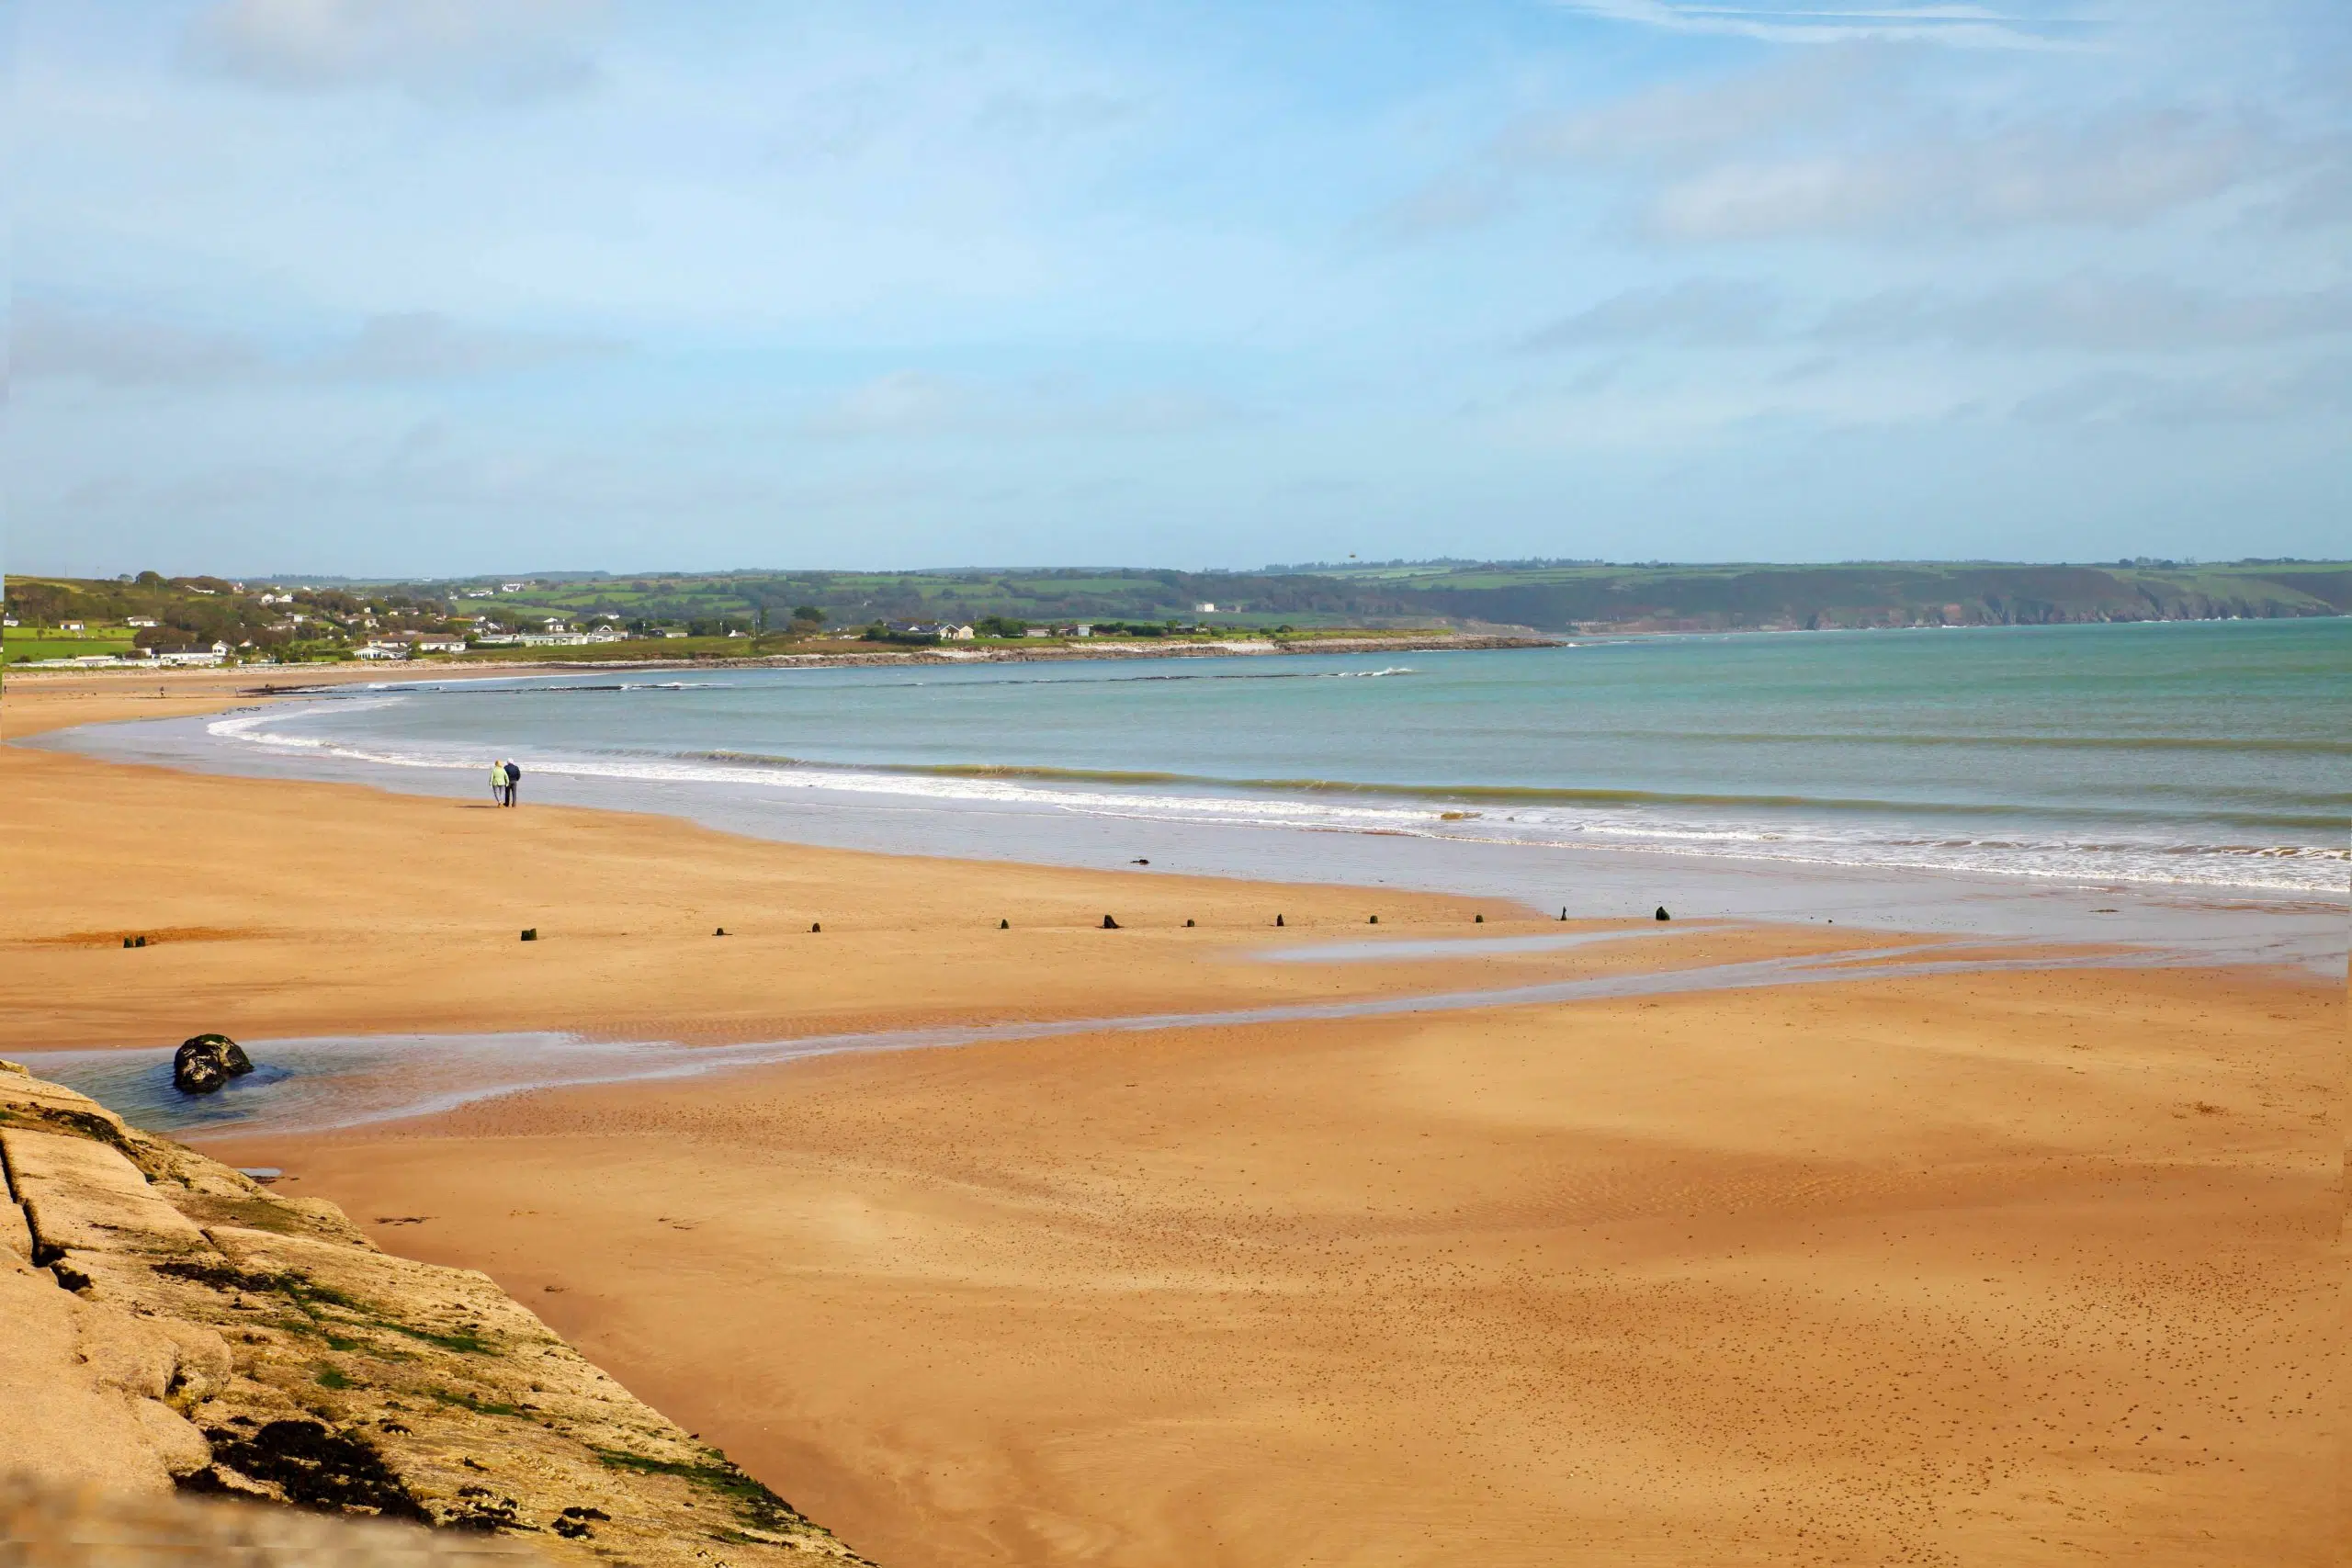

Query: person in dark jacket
[503,759,522,807]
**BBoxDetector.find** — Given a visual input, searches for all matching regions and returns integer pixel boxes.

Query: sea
[28,617,2346,1134]
[44,618,2346,959]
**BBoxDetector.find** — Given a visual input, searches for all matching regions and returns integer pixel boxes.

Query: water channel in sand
[23,935,2188,1139]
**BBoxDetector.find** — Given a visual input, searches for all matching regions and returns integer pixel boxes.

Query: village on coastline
[2,572,1336,671]
[3,569,1533,672]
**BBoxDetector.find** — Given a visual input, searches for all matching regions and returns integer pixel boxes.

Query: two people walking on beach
[489,757,522,807]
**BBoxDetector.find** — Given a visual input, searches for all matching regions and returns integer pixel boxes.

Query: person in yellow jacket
[489,757,509,807]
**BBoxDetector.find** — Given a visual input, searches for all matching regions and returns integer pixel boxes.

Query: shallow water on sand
[22,938,2187,1137]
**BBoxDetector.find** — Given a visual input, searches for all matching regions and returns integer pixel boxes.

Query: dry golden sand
[7,672,2341,1564]
[218,964,2339,1567]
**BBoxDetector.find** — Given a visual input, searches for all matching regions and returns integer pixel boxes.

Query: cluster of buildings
[883,621,1112,640]
[6,640,239,670]
[461,627,631,651]
[353,634,472,660]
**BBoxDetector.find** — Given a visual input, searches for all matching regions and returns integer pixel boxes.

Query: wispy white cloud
[16,301,616,386]
[182,0,607,103]
[325,312,615,378]
[1524,277,1781,349]
[1645,107,2289,240]
[2012,355,2352,424]
[1435,45,2315,243]
[1501,44,1872,167]
[1819,275,2352,351]
[805,371,1245,441]
[1517,273,2352,354]
[973,89,1140,144]
[2262,147,2352,229]
[14,303,269,387]
[1548,0,2097,51]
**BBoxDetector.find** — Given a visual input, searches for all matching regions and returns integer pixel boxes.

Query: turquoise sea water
[180,620,2346,897]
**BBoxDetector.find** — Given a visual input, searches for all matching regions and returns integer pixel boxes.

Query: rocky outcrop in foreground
[0,1058,872,1565]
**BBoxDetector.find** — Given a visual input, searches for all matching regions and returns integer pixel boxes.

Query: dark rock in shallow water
[174,1033,254,1096]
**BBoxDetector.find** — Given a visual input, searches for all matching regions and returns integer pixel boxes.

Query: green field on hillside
[3,628,139,663]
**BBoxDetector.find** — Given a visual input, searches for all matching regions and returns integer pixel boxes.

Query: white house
[414,636,469,654]
[62,621,85,632]
[152,641,231,667]
[127,616,158,628]
[1194,603,1217,614]
[353,642,410,660]
[941,623,976,641]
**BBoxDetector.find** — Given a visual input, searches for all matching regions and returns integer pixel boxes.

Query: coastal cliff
[0,1058,872,1564]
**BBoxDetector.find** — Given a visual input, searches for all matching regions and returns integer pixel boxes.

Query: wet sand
[219,963,2338,1566]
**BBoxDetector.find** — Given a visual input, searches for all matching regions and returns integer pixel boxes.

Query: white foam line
[195,705,2350,897]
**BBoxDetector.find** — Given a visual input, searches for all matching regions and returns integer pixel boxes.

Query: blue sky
[11,0,2349,576]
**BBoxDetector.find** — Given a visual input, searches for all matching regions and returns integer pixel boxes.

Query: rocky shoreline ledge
[0,1057,873,1564]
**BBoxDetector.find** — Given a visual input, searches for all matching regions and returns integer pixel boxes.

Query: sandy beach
[6,673,2340,1564]
[210,962,2335,1567]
